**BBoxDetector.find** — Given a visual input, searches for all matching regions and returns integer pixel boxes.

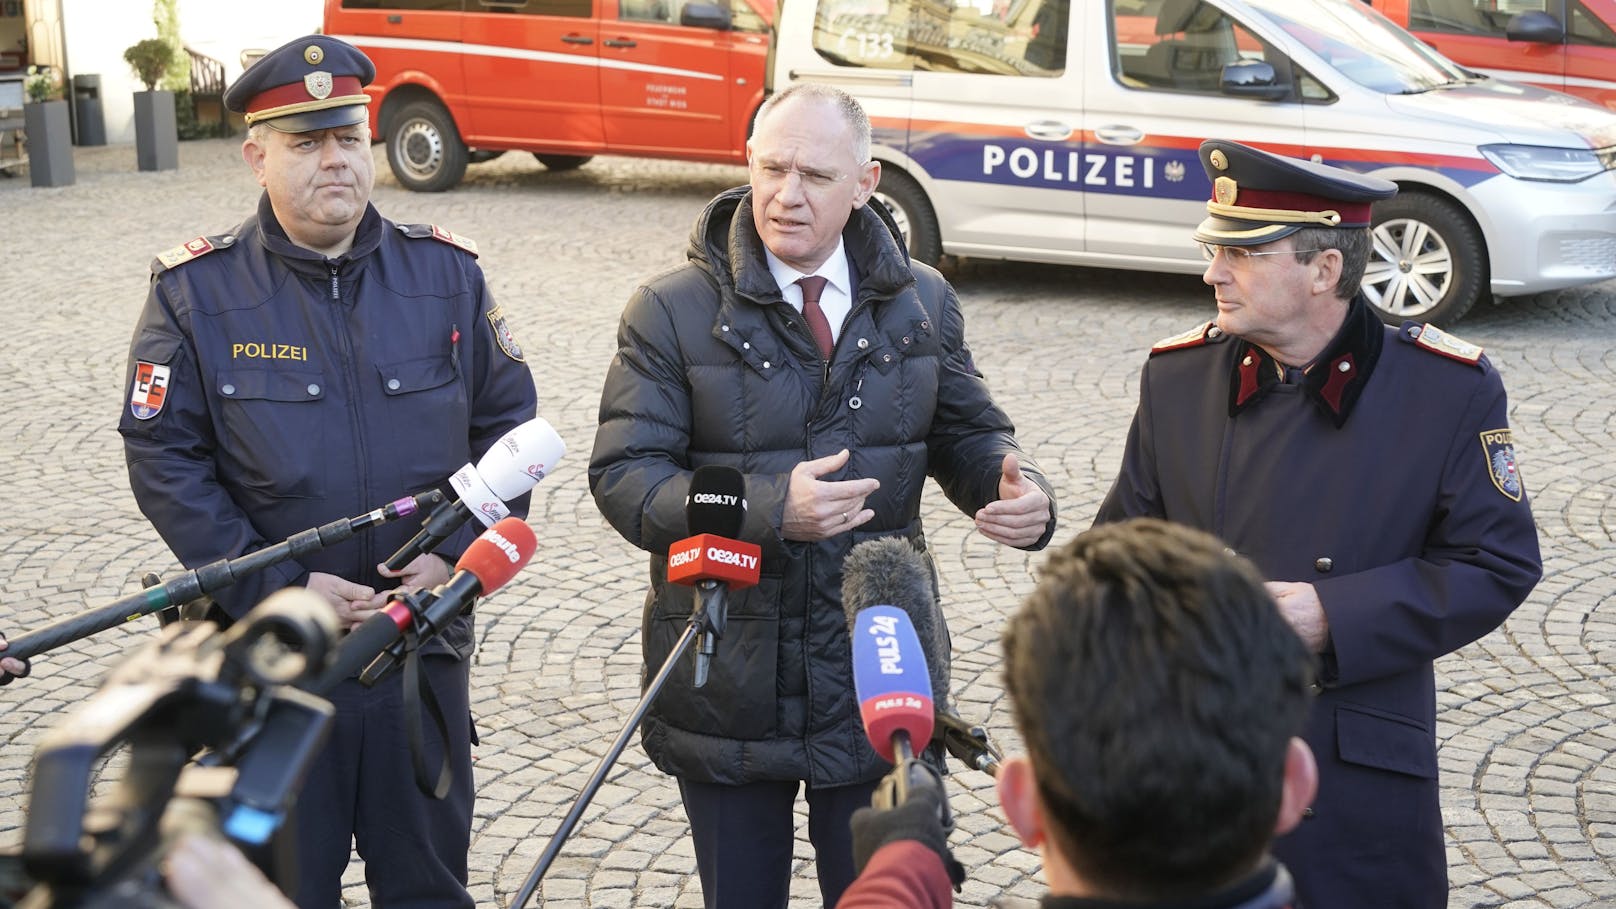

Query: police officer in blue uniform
[1095,141,1541,909]
[117,36,537,909]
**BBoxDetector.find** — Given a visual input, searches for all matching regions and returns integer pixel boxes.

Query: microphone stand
[5,492,442,663]
[691,580,726,688]
[510,584,720,908]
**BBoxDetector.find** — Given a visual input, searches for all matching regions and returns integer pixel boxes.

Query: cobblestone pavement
[0,141,1612,909]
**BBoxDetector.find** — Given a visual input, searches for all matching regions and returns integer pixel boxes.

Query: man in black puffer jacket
[589,83,1057,909]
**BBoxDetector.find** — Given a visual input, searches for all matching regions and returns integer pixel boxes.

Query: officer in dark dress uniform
[1095,141,1542,909]
[117,36,537,909]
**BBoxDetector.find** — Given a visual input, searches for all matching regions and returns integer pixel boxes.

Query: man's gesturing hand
[974,453,1050,548]
[783,448,881,541]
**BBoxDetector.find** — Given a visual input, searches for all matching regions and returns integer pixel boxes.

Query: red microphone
[669,466,759,686]
[318,517,537,691]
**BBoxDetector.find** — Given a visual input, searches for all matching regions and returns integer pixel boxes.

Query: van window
[729,0,771,32]
[1247,0,1469,93]
[470,0,591,14]
[1409,0,1536,36]
[342,0,462,8]
[811,0,1069,76]
[1112,0,1273,93]
[1571,1,1616,46]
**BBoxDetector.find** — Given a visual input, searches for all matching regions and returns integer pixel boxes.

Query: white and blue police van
[770,0,1616,325]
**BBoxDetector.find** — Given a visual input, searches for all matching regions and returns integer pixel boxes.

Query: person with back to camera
[588,81,1057,909]
[116,35,538,909]
[1094,140,1542,908]
[838,518,1318,909]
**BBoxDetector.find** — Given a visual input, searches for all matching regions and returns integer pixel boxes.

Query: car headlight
[1479,144,1605,183]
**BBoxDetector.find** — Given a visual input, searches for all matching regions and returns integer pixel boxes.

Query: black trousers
[290,655,475,909]
[678,776,881,909]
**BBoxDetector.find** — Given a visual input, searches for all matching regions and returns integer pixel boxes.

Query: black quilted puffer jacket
[589,186,1056,787]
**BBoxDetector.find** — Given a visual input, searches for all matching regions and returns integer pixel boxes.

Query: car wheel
[386,100,468,192]
[871,170,942,266]
[1361,192,1486,327]
[533,154,593,171]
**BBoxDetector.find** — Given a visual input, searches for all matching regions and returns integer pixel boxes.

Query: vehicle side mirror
[1220,60,1289,100]
[1506,10,1565,44]
[680,1,733,29]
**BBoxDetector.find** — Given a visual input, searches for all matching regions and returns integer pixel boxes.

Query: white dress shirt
[764,240,853,345]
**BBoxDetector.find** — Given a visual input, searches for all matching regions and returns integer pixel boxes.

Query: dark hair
[1002,519,1315,899]
[1290,225,1372,300]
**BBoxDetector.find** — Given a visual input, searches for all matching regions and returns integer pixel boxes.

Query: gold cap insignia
[1209,148,1229,170]
[1213,176,1238,206]
[304,45,324,65]
[304,71,333,100]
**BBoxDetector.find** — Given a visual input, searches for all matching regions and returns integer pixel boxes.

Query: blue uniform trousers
[291,656,474,909]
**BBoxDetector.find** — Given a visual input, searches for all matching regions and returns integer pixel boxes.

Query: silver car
[772,0,1616,324]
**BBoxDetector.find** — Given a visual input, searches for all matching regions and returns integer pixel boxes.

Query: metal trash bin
[72,74,105,147]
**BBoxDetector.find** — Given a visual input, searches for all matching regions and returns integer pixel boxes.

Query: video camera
[0,589,338,909]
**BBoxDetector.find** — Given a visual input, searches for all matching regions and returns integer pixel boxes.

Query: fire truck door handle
[562,34,595,45]
[1093,125,1144,146]
[604,38,638,47]
[387,14,402,23]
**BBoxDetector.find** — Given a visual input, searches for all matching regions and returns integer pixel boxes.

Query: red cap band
[1213,186,1373,225]
[247,75,365,116]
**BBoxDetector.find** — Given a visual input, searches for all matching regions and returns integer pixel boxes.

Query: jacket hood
[686,185,917,302]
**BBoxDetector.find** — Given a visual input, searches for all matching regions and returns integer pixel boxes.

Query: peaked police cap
[223,35,375,133]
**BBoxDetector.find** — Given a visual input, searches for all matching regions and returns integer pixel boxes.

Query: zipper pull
[329,264,340,301]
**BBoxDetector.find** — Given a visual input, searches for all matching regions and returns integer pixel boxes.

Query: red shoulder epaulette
[1406,323,1483,367]
[427,224,479,257]
[1150,321,1221,356]
[152,235,233,273]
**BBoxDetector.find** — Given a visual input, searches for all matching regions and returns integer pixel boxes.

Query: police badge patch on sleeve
[130,361,171,420]
[487,305,525,362]
[1480,428,1522,501]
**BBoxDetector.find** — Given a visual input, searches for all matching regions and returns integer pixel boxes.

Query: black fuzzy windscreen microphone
[842,537,950,713]
[686,465,747,538]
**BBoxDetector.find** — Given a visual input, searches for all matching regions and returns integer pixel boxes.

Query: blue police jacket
[119,194,538,658]
[1096,299,1541,909]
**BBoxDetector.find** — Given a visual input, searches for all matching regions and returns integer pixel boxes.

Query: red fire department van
[323,0,774,191]
[1369,0,1616,110]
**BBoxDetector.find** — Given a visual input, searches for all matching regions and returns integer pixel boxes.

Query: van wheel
[872,170,942,266]
[1361,192,1485,327]
[387,100,468,192]
[534,154,593,171]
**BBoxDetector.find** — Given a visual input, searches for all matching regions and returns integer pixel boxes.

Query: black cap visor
[1193,213,1304,248]
[261,102,370,134]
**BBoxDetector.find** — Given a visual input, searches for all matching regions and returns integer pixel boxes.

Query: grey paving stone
[1,140,1612,907]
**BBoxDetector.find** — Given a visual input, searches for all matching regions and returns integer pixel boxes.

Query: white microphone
[382,417,565,571]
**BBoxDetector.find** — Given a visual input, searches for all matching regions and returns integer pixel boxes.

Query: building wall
[62,0,322,144]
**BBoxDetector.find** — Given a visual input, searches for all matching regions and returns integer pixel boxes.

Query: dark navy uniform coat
[118,195,537,908]
[1096,299,1541,909]
[119,195,537,653]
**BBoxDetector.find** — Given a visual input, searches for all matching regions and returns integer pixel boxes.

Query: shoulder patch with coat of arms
[1479,428,1523,501]
[152,235,235,273]
[487,304,524,362]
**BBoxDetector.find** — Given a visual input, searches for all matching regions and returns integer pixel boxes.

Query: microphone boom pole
[510,618,703,909]
[6,492,443,663]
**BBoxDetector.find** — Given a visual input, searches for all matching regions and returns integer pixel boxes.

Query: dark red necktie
[797,275,834,360]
